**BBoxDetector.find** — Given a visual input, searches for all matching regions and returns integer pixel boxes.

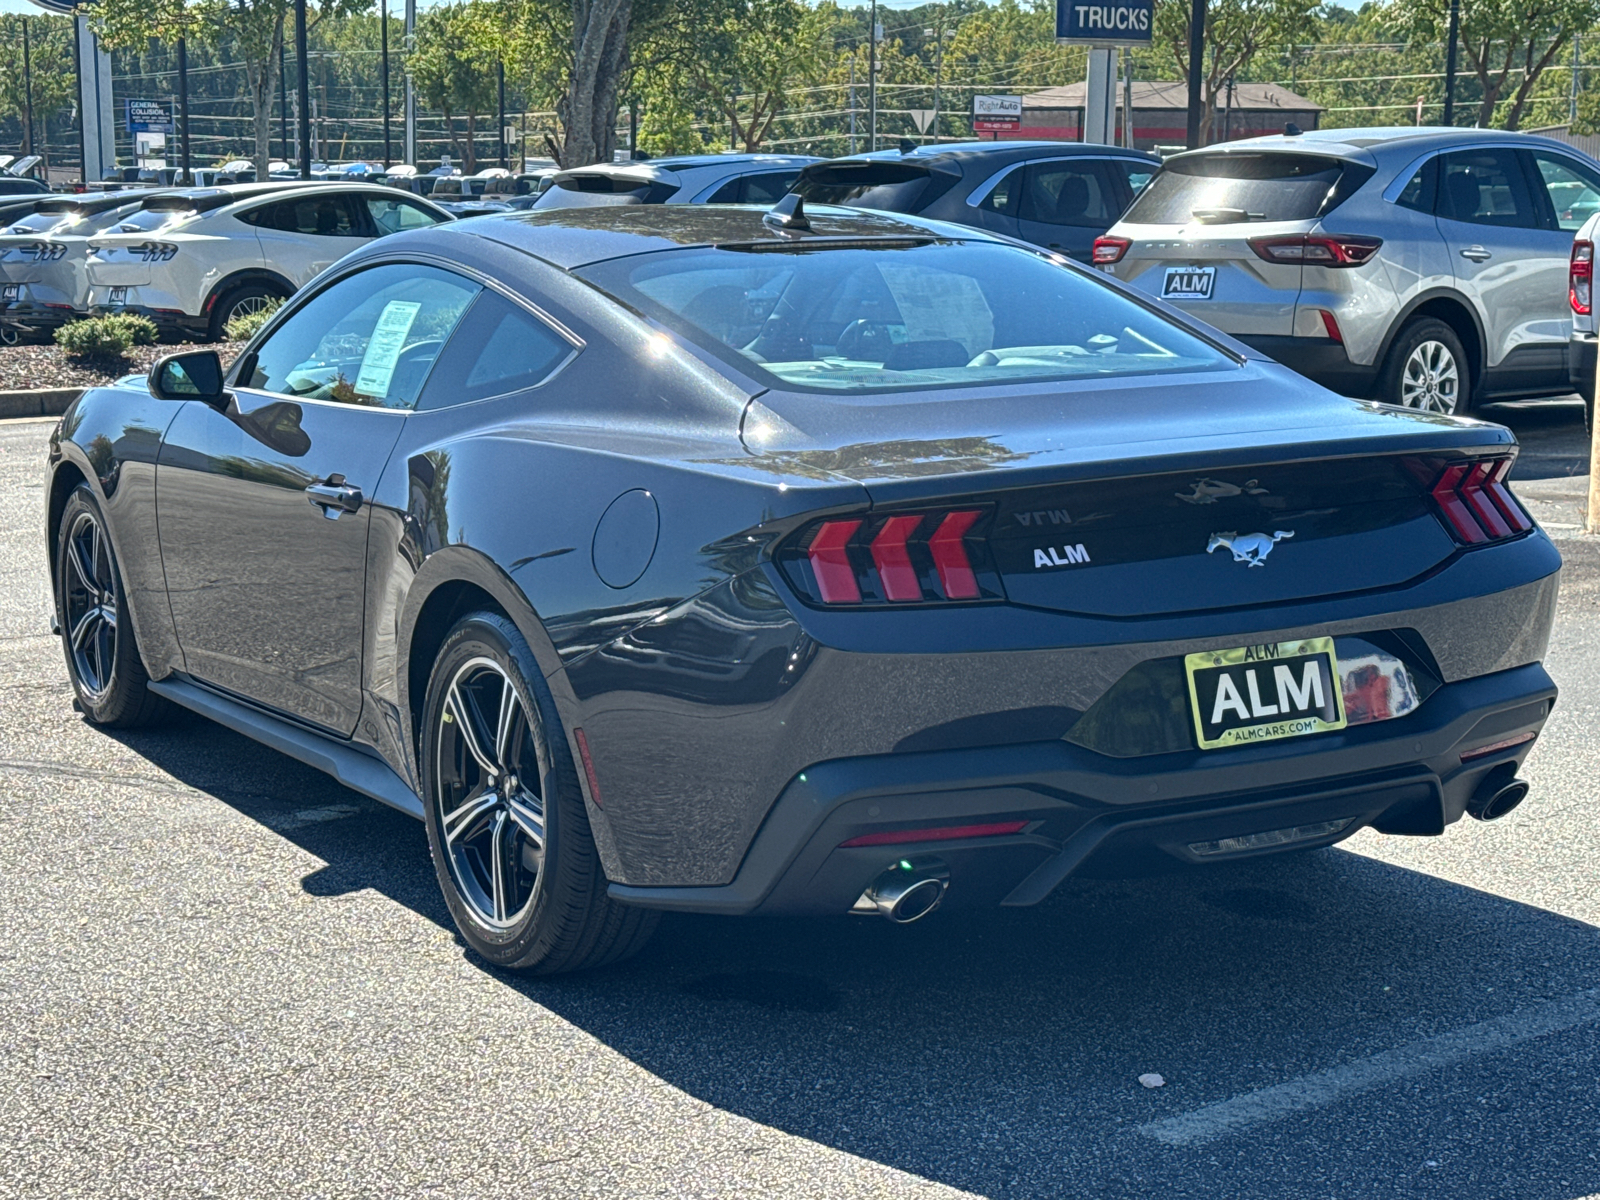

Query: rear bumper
[1569,330,1596,402]
[0,301,76,335]
[609,661,1556,915]
[1237,334,1378,397]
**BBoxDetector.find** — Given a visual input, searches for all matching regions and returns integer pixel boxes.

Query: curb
[0,387,83,420]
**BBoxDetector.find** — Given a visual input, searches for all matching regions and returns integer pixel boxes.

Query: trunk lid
[746,362,1513,617]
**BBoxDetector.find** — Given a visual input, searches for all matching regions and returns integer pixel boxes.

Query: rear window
[534,175,680,208]
[794,163,958,214]
[1124,153,1366,225]
[577,239,1230,395]
[110,208,193,233]
[5,212,67,234]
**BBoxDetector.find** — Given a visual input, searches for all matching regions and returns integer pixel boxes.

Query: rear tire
[208,281,285,342]
[419,612,657,974]
[1378,318,1471,414]
[55,485,169,728]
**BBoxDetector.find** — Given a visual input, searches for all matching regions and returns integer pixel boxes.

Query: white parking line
[1139,986,1600,1147]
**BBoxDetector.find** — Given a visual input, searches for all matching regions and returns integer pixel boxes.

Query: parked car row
[0,182,452,343]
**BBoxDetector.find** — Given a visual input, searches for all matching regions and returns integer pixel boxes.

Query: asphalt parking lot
[1,401,1597,1200]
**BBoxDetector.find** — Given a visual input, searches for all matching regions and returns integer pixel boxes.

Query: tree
[1152,0,1317,142]
[672,0,828,152]
[0,16,76,175]
[1386,0,1600,130]
[89,0,366,177]
[411,2,501,171]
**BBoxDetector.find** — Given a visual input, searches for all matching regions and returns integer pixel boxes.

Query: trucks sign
[1055,0,1153,43]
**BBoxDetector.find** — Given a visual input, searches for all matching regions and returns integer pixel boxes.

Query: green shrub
[223,297,283,343]
[54,314,158,359]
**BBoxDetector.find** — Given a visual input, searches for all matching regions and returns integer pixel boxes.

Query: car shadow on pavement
[106,712,1600,1200]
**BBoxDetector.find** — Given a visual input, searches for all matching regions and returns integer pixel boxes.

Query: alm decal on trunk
[1034,543,1091,569]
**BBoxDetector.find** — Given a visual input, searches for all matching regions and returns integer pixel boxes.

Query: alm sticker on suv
[1184,637,1346,750]
[1163,266,1215,300]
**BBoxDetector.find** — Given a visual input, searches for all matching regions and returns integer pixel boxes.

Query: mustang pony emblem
[1207,530,1294,567]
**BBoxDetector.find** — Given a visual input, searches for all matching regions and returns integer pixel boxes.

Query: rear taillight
[1570,239,1592,315]
[1091,235,1130,265]
[1418,456,1532,546]
[1248,233,1382,267]
[783,509,999,606]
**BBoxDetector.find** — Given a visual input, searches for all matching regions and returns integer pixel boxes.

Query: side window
[365,195,445,235]
[243,263,481,409]
[707,178,744,204]
[979,166,1023,216]
[741,172,798,205]
[1530,152,1600,232]
[254,194,364,236]
[1437,150,1540,229]
[1111,159,1155,197]
[416,290,575,410]
[1020,161,1118,227]
[1395,158,1437,213]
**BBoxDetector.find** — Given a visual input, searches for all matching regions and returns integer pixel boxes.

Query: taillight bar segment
[1570,239,1592,316]
[1248,233,1383,267]
[1091,235,1131,265]
[787,508,999,607]
[1419,456,1532,546]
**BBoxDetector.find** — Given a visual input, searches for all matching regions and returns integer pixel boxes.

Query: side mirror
[149,350,229,408]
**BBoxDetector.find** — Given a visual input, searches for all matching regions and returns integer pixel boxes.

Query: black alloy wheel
[420,612,657,973]
[55,485,168,727]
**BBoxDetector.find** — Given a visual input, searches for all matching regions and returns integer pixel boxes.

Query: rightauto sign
[1055,0,1153,42]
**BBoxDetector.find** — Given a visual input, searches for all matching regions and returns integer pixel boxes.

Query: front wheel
[419,612,656,973]
[208,282,284,342]
[1378,318,1471,415]
[54,485,169,727]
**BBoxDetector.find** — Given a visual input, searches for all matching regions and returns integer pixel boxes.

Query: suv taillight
[1570,239,1592,315]
[1248,233,1382,266]
[779,509,1001,606]
[1415,456,1532,546]
[1091,236,1130,265]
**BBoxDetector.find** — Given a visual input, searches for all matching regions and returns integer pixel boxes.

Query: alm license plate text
[1185,637,1345,750]
[1163,266,1215,300]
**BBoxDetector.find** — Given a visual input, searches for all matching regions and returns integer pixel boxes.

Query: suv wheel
[1380,318,1471,414]
[419,611,657,974]
[55,485,169,727]
[208,282,284,341]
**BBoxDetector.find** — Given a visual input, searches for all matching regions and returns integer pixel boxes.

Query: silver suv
[1096,127,1600,413]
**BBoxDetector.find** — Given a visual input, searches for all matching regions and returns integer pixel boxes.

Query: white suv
[85,182,452,340]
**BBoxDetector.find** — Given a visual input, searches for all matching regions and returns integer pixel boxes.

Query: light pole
[295,0,311,178]
[868,0,878,152]
[1442,0,1460,126]
[21,18,35,160]
[1185,0,1206,148]
[177,34,190,183]
[497,60,507,169]
[381,0,391,167]
[404,0,416,165]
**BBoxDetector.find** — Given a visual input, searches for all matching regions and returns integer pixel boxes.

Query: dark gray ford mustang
[45,202,1561,973]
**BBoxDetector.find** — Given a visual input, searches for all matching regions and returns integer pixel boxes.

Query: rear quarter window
[1124,153,1371,225]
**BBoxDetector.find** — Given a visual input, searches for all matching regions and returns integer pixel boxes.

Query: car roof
[443,202,1001,271]
[840,140,1159,164]
[1169,126,1589,163]
[639,153,821,170]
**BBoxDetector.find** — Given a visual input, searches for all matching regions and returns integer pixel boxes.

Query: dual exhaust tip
[852,859,950,923]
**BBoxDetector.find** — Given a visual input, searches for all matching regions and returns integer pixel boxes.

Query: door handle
[305,474,362,518]
[1459,245,1492,262]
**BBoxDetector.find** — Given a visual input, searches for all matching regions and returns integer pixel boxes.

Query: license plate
[109,286,128,305]
[1,285,17,302]
[1185,637,1346,750]
[1163,266,1215,300]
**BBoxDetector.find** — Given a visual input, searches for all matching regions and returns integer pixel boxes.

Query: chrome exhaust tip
[851,859,950,924]
[1466,775,1530,821]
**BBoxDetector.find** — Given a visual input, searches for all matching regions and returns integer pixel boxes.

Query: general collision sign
[1056,0,1153,42]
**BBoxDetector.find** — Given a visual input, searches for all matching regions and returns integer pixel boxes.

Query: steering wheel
[835,319,893,360]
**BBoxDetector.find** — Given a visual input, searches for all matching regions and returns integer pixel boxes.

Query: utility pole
[929,13,945,145]
[1442,0,1460,126]
[1122,45,1134,149]
[177,35,191,183]
[21,18,35,160]
[1184,0,1205,148]
[848,55,857,154]
[868,0,878,152]
[1572,35,1581,126]
[280,41,288,162]
[295,0,311,178]
[404,0,416,165]
[497,60,507,169]
[381,0,391,167]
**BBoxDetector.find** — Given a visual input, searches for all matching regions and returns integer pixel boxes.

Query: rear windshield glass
[1124,153,1352,224]
[110,208,194,233]
[578,240,1230,394]
[797,176,933,212]
[793,162,958,214]
[4,212,66,234]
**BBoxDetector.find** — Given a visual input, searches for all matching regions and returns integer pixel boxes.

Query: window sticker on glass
[354,300,423,398]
